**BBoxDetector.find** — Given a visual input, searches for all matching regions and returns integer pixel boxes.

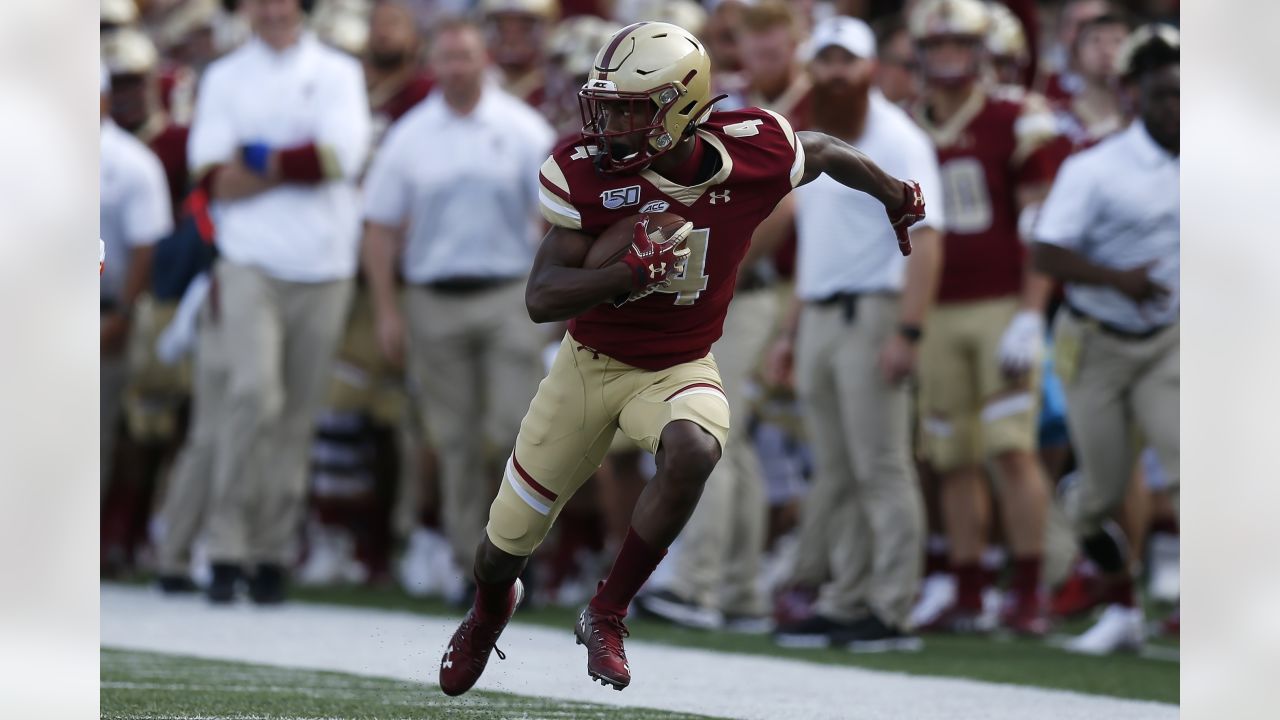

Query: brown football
[583,211,689,269]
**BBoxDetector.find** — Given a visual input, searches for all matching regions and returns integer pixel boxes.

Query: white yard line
[101,585,1176,720]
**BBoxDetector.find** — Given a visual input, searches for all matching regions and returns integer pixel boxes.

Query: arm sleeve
[537,156,583,230]
[361,123,411,226]
[124,151,175,247]
[760,108,806,188]
[187,68,236,177]
[314,59,373,181]
[1032,155,1095,250]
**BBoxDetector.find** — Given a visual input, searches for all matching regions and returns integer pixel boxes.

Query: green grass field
[101,648,722,720]
[285,584,1178,705]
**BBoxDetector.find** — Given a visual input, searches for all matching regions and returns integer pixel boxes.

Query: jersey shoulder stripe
[538,155,582,229]
[754,108,807,187]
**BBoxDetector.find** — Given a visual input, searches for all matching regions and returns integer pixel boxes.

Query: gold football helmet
[101,26,158,75]
[909,0,990,41]
[910,0,990,87]
[101,0,139,28]
[579,21,723,173]
[986,3,1027,63]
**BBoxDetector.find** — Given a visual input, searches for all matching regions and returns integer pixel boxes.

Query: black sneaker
[207,563,242,604]
[831,613,924,653]
[156,574,199,595]
[249,563,288,605]
[773,614,857,648]
[634,588,723,630]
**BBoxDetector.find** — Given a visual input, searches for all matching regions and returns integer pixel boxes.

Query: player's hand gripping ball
[585,211,693,305]
[886,180,926,257]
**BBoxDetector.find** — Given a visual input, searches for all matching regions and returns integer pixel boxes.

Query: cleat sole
[588,671,628,691]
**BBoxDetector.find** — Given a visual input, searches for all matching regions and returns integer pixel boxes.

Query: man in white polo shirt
[1033,24,1179,655]
[362,17,554,584]
[187,0,371,604]
[101,63,173,491]
[769,16,944,650]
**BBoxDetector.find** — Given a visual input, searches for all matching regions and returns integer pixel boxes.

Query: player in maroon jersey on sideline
[907,0,1070,636]
[437,21,926,696]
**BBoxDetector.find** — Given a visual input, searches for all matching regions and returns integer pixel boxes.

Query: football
[583,211,690,269]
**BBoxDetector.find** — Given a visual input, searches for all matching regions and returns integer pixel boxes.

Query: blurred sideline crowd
[100,0,1180,657]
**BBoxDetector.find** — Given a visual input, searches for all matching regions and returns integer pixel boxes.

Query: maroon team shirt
[538,108,804,371]
[368,71,434,152]
[912,87,1070,303]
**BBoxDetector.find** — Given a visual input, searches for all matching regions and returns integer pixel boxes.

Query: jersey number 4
[656,228,710,305]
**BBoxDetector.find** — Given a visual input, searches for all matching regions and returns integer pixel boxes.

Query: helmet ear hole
[678,101,697,117]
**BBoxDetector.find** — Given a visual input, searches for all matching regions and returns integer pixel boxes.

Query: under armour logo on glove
[886,180,926,257]
[620,217,692,303]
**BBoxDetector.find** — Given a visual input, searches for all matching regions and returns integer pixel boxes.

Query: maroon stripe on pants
[663,382,724,402]
[512,454,558,503]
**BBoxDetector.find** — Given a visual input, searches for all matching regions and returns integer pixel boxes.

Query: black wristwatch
[898,323,923,344]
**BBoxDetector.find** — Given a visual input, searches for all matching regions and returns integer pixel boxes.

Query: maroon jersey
[368,71,434,152]
[139,121,191,225]
[912,86,1068,302]
[538,108,804,371]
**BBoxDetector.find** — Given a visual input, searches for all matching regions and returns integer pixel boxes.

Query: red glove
[886,180,926,257]
[619,218,692,303]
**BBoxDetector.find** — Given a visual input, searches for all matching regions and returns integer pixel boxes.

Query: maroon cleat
[438,579,524,697]
[1000,591,1050,637]
[574,606,631,690]
[1050,567,1104,620]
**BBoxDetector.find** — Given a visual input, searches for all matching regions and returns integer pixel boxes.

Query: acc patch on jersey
[641,200,670,213]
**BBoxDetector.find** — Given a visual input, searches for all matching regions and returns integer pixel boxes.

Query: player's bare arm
[797,130,907,204]
[524,225,636,323]
[797,130,926,255]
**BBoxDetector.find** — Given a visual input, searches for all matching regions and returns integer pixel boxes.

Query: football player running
[438,21,926,696]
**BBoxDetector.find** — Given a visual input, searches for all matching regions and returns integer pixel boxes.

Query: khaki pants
[155,303,228,575]
[666,288,778,616]
[791,295,924,627]
[919,297,1039,471]
[405,281,544,573]
[205,261,353,565]
[1055,312,1179,534]
[486,333,731,557]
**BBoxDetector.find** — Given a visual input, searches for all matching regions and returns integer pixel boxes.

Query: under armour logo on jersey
[709,190,731,205]
[649,262,667,278]
[576,344,602,360]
